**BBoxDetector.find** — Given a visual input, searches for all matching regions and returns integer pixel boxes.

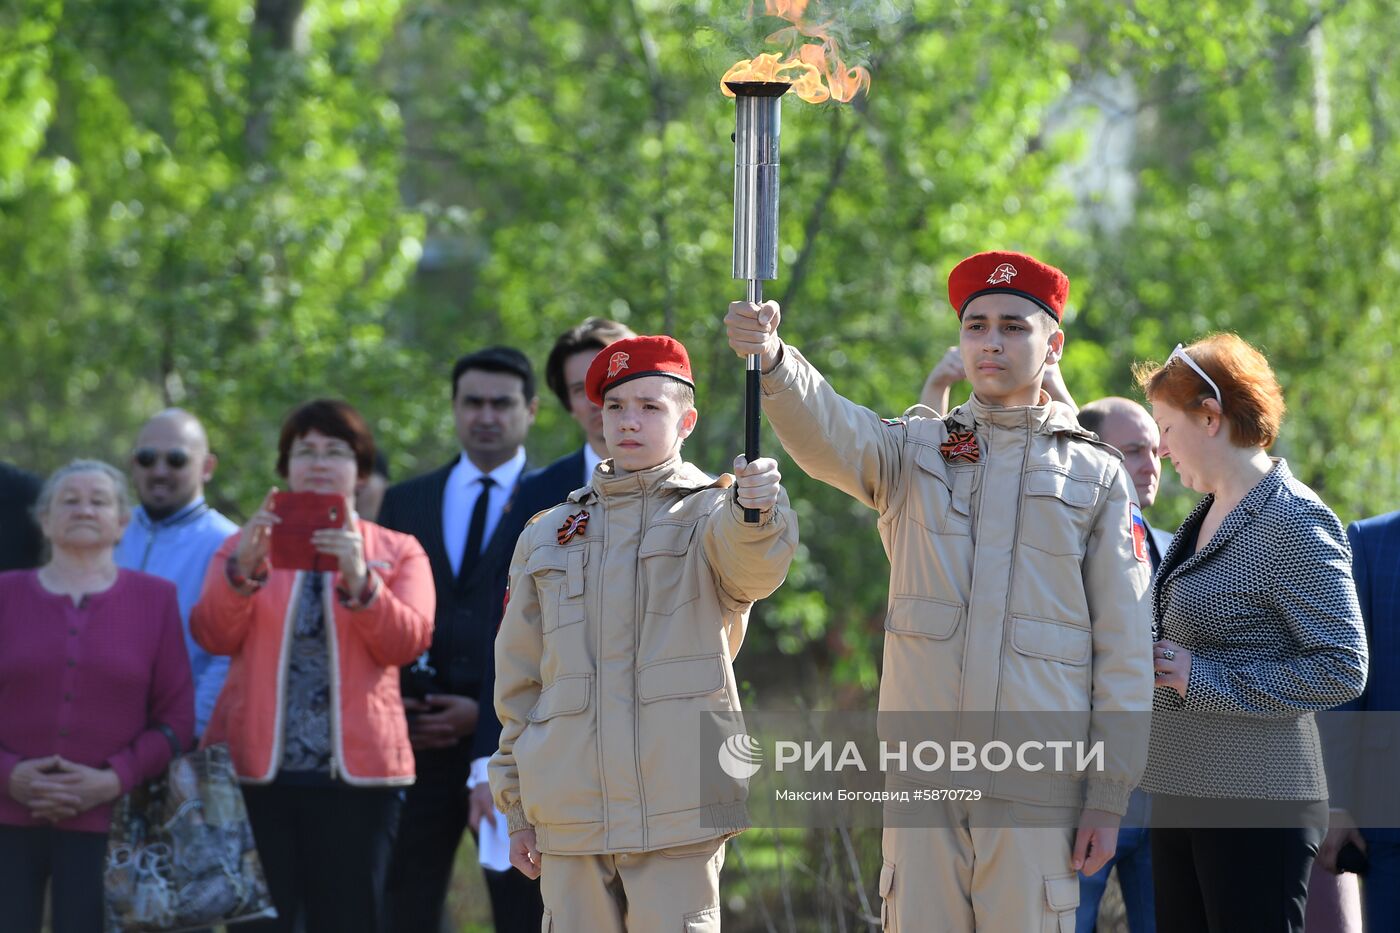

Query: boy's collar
[570,457,726,502]
[947,392,1082,436]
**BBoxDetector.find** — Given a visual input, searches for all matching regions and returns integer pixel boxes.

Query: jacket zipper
[631,487,649,850]
[139,525,157,571]
[594,493,613,844]
[997,418,1034,713]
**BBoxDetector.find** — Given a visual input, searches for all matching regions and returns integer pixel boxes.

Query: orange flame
[723,1,870,104]
[763,0,811,18]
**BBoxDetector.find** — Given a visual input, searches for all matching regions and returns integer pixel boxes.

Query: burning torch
[728,79,788,524]
[722,7,870,521]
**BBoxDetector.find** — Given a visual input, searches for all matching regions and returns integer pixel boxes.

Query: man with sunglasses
[114,409,237,737]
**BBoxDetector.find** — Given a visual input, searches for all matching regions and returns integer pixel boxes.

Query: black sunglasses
[134,448,191,469]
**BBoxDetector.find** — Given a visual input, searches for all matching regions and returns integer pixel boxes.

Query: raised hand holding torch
[721,4,869,521]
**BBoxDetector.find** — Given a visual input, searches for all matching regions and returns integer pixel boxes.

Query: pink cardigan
[0,569,194,833]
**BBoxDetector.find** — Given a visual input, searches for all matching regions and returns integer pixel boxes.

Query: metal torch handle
[744,280,763,524]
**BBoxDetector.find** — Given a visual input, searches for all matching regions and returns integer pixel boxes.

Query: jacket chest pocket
[1010,615,1091,666]
[526,545,589,634]
[909,446,975,536]
[1020,470,1100,557]
[639,522,701,615]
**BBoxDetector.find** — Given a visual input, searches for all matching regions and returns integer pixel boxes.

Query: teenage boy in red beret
[725,251,1153,931]
[488,335,798,931]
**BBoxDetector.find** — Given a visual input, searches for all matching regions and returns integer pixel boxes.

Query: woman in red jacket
[192,400,434,933]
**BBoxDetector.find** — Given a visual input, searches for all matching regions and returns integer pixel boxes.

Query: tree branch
[776,16,944,311]
[780,105,859,311]
[623,0,676,333]
[839,826,880,929]
[730,837,782,933]
[244,0,307,161]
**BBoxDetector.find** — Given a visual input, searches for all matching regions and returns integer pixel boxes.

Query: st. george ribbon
[728,79,788,523]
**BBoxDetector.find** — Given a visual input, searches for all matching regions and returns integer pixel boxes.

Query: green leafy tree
[5,2,1399,928]
[0,0,427,516]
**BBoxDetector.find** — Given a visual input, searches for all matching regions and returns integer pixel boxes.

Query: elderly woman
[0,460,194,933]
[1135,335,1367,932]
[192,400,433,933]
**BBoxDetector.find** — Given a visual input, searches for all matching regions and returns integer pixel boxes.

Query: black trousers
[1150,795,1326,933]
[387,748,543,933]
[0,824,107,933]
[482,864,546,933]
[242,781,403,933]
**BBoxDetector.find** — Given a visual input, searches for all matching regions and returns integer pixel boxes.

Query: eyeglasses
[1168,343,1223,405]
[133,448,191,469]
[289,444,357,463]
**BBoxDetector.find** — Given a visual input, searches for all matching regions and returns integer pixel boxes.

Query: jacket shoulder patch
[1130,503,1150,563]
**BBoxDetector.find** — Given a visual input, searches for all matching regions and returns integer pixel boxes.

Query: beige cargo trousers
[880,797,1080,932]
[538,838,725,932]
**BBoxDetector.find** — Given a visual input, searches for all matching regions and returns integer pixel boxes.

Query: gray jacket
[1141,459,1367,800]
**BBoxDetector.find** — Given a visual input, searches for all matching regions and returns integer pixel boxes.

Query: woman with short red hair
[192,400,434,933]
[1134,335,1367,932]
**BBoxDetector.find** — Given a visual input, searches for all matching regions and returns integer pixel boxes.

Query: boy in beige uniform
[726,251,1154,932]
[489,335,798,932]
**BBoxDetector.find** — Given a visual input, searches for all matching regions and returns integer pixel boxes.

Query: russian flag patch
[1130,503,1149,563]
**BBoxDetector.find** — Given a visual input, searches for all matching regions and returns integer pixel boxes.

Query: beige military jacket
[490,456,798,854]
[762,345,1153,814]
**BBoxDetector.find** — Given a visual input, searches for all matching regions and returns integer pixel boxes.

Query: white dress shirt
[583,443,604,487]
[442,447,527,576]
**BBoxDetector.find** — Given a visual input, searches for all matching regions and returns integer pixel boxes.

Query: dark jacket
[470,448,590,761]
[0,462,42,572]
[1324,510,1400,841]
[1344,510,1400,710]
[377,460,528,707]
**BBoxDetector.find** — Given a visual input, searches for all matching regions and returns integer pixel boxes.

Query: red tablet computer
[270,491,346,572]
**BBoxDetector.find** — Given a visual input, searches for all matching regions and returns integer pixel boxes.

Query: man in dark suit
[1321,508,1400,930]
[464,318,635,867]
[380,346,539,933]
[506,316,632,502]
[529,316,636,502]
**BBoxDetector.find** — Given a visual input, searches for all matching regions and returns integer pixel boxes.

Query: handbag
[104,725,278,932]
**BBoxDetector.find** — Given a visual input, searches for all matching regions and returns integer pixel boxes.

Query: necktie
[462,476,496,575]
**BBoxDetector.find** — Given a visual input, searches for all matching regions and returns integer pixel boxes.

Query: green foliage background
[3,2,1397,924]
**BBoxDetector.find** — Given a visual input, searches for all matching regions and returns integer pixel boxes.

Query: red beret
[585,335,695,405]
[947,250,1070,321]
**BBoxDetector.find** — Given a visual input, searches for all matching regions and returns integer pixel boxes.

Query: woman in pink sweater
[0,459,194,933]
